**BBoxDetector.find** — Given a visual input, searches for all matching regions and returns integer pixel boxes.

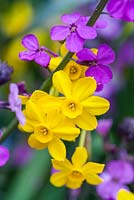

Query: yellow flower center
[62,99,83,119]
[69,170,84,181]
[34,125,53,143]
[64,61,82,81]
[70,66,77,74]
[69,102,76,111]
[40,127,49,135]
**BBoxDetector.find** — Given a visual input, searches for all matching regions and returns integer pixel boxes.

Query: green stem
[0,118,18,143]
[87,0,109,26]
[0,0,108,143]
[79,130,87,147]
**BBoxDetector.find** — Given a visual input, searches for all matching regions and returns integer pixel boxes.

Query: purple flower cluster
[107,0,134,22]
[77,44,115,91]
[97,160,134,200]
[50,13,106,52]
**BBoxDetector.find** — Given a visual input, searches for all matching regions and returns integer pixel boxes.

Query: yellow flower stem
[79,130,87,147]
[0,0,109,143]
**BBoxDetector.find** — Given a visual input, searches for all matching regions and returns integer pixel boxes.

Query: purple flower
[97,160,134,200]
[0,145,10,167]
[8,83,25,125]
[50,12,97,52]
[96,119,113,137]
[107,0,134,22]
[77,44,115,90]
[0,60,13,86]
[19,34,51,67]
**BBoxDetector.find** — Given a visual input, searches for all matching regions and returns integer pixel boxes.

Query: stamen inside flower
[70,24,77,33]
[70,66,77,74]
[61,99,83,119]
[34,125,53,143]
[69,103,76,111]
[64,62,82,81]
[70,170,84,180]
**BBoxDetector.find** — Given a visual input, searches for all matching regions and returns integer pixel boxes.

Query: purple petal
[34,51,50,67]
[77,26,97,39]
[22,34,39,51]
[19,51,35,61]
[66,32,84,53]
[85,65,113,84]
[97,179,127,200]
[123,1,134,22]
[16,110,26,125]
[77,48,96,61]
[0,145,10,167]
[96,83,104,92]
[94,19,107,29]
[61,12,80,24]
[50,26,70,41]
[97,44,115,64]
[77,16,89,26]
[107,160,134,184]
[107,0,125,19]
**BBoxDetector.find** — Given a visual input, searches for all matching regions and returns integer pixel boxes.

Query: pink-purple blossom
[97,160,134,200]
[0,145,10,167]
[8,83,25,125]
[107,0,134,22]
[50,13,99,52]
[77,44,115,91]
[19,34,51,67]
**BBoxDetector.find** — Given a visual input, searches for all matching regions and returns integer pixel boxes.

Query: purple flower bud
[0,145,10,167]
[17,81,27,95]
[0,60,13,86]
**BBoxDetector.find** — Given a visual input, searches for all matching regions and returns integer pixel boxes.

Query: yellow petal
[66,178,83,189]
[50,172,67,187]
[86,174,103,185]
[18,95,29,104]
[52,70,72,98]
[48,138,66,161]
[53,126,80,141]
[52,159,72,171]
[81,96,110,115]
[72,77,97,101]
[117,189,134,200]
[74,110,97,130]
[83,162,105,174]
[72,147,88,167]
[25,101,43,122]
[49,57,62,71]
[28,134,48,150]
[38,96,62,112]
[30,90,48,103]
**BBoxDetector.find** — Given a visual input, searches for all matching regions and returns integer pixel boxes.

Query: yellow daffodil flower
[50,147,104,189]
[49,43,87,81]
[117,189,134,200]
[39,71,110,130]
[20,100,80,161]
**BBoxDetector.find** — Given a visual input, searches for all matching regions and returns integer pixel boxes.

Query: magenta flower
[50,12,97,52]
[77,44,115,91]
[8,83,25,125]
[97,160,134,200]
[0,145,10,167]
[96,119,113,137]
[107,0,134,22]
[19,34,51,67]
